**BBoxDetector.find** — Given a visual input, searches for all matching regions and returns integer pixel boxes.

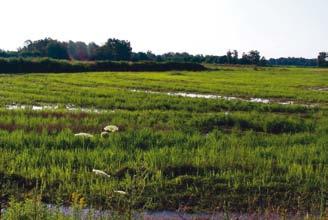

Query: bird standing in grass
[101,125,119,138]
[104,125,119,133]
[114,190,127,195]
[74,133,94,138]
[92,169,110,178]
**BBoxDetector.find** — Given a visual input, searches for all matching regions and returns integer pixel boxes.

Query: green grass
[1,67,328,217]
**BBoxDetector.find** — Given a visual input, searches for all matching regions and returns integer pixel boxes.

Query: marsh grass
[0,67,328,217]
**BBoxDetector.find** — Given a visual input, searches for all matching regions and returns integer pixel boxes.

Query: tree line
[0,38,266,65]
[0,37,324,67]
[318,52,328,67]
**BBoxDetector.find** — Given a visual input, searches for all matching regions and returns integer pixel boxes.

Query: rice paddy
[1,67,328,218]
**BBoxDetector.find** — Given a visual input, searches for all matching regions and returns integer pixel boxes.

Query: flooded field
[1,68,328,218]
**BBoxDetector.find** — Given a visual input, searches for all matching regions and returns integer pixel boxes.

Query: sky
[0,0,327,58]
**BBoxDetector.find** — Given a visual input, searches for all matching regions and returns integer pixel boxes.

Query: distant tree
[146,51,157,61]
[219,55,229,64]
[132,52,150,61]
[87,42,100,60]
[0,49,13,58]
[248,50,261,65]
[232,50,238,64]
[19,38,69,59]
[259,56,267,66]
[160,52,199,63]
[240,52,249,64]
[67,41,89,60]
[318,52,328,67]
[46,41,69,59]
[0,49,8,57]
[240,50,261,65]
[23,40,33,48]
[94,38,132,61]
[226,50,232,64]
[204,55,217,63]
[19,38,52,56]
[191,54,204,63]
[268,57,317,67]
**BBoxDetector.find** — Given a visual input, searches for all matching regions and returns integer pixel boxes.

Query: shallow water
[4,104,111,113]
[6,104,57,111]
[312,87,328,91]
[0,204,321,220]
[3,89,315,113]
[32,206,321,220]
[130,89,301,106]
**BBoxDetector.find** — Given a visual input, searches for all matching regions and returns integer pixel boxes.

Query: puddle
[250,97,270,104]
[130,89,300,106]
[4,104,113,113]
[1,205,318,220]
[311,87,328,91]
[2,89,317,113]
[65,104,109,113]
[6,104,59,111]
[142,211,315,220]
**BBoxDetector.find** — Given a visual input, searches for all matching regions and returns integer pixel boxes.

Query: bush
[0,58,207,73]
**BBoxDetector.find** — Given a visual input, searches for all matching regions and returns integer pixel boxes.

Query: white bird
[104,125,119,133]
[114,190,127,195]
[74,133,94,138]
[92,169,110,178]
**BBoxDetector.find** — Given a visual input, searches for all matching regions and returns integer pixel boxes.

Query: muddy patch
[0,172,37,190]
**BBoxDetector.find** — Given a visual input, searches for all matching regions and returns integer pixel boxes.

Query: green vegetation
[1,67,328,218]
[1,38,267,65]
[318,52,328,67]
[2,37,323,67]
[0,58,206,73]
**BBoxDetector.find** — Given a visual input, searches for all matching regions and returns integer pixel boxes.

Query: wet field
[1,67,328,218]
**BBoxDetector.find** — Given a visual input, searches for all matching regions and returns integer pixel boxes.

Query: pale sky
[0,0,327,58]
